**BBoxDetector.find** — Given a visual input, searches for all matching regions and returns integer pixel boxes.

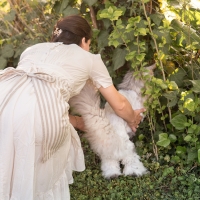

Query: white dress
[0,43,112,200]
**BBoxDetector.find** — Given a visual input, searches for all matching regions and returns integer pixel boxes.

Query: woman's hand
[99,85,146,133]
[69,115,86,131]
[127,108,146,132]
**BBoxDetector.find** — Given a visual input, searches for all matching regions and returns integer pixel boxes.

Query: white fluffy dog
[69,64,155,179]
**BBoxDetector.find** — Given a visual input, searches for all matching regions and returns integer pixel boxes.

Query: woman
[0,15,145,199]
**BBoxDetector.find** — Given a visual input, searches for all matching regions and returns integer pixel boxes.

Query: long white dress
[0,42,112,200]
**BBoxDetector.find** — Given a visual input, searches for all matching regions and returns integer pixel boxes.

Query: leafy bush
[1,0,200,191]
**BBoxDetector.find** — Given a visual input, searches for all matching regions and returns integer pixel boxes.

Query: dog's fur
[69,64,155,179]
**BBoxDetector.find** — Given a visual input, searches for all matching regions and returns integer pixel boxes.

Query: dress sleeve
[89,54,113,88]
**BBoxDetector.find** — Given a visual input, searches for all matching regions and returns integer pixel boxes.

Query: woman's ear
[80,37,90,51]
[80,37,85,48]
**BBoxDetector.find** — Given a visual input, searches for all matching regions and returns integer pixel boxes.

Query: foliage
[70,135,200,199]
[1,0,200,197]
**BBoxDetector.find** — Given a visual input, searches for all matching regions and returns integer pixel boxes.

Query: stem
[89,6,98,29]
[142,0,172,122]
[158,98,167,131]
[0,17,20,34]
[147,113,158,161]
[7,0,35,37]
[141,1,166,81]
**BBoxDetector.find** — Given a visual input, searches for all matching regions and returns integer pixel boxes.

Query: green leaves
[99,6,124,21]
[62,6,79,16]
[97,30,109,49]
[171,19,200,49]
[176,146,187,155]
[190,80,200,93]
[1,44,14,58]
[157,133,170,147]
[83,0,97,6]
[3,10,16,22]
[170,114,188,130]
[198,149,200,163]
[0,57,7,69]
[112,48,127,70]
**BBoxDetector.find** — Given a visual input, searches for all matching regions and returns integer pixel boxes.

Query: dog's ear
[146,63,156,71]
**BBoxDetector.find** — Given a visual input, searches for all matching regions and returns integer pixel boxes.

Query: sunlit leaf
[168,81,178,90]
[183,98,195,111]
[184,135,192,142]
[137,28,147,36]
[136,53,145,62]
[176,146,187,154]
[171,19,200,49]
[125,51,136,61]
[157,133,170,147]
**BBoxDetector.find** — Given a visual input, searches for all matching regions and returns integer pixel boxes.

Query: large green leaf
[163,91,178,107]
[184,135,192,142]
[150,13,164,26]
[170,114,187,130]
[97,30,109,49]
[2,44,14,58]
[169,68,187,87]
[3,10,16,22]
[156,133,170,147]
[0,57,7,69]
[62,6,79,17]
[169,134,177,143]
[112,48,127,70]
[176,146,187,155]
[190,80,200,93]
[59,0,69,13]
[83,0,97,6]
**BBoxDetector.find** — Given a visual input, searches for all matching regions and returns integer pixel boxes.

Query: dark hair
[51,15,92,45]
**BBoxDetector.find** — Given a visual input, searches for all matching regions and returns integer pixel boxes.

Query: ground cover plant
[1,0,200,199]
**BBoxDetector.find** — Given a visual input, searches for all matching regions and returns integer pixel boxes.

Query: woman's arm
[99,85,145,132]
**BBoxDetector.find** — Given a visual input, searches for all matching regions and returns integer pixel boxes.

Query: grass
[70,132,200,200]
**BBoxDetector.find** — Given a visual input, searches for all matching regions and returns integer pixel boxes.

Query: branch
[7,0,35,37]
[89,6,98,29]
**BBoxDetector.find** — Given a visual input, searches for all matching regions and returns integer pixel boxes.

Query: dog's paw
[102,170,122,179]
[105,173,121,180]
[123,161,148,177]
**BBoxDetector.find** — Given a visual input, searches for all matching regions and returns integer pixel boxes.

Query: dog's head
[117,63,156,95]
